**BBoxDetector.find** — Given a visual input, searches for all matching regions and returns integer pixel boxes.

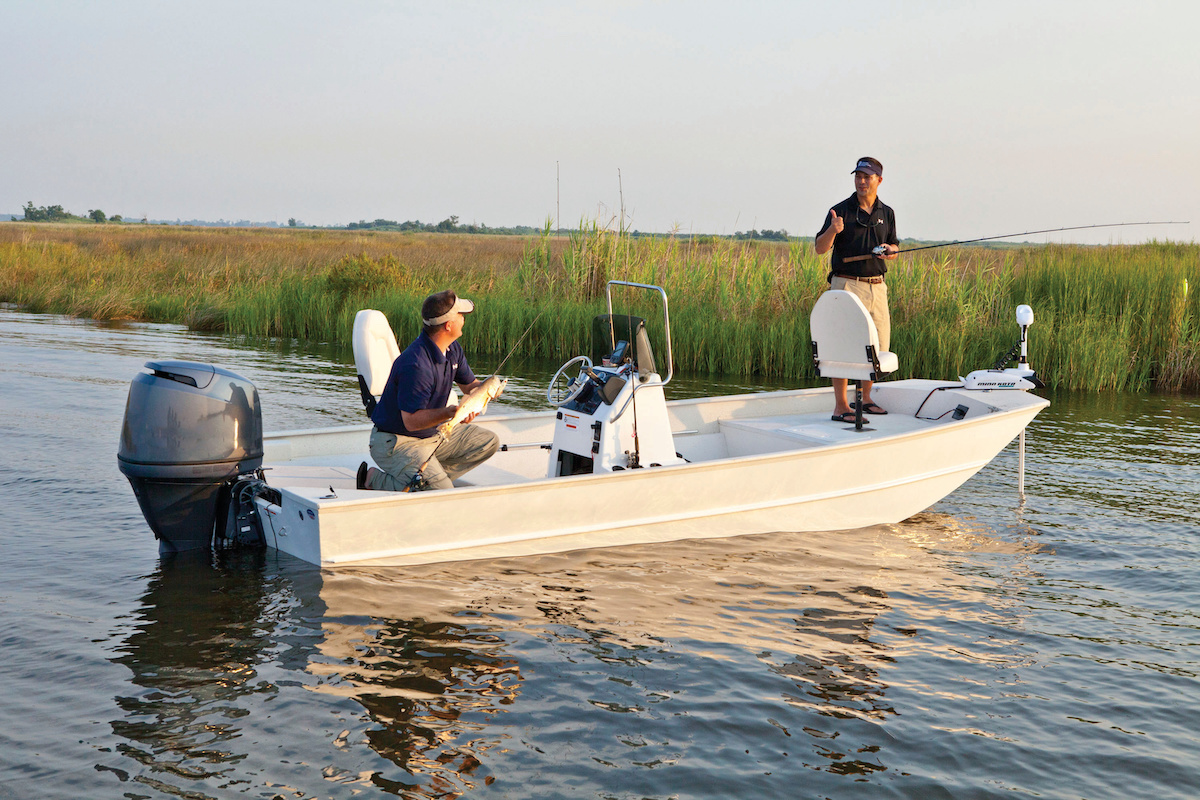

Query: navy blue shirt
[817,194,898,278]
[371,332,475,438]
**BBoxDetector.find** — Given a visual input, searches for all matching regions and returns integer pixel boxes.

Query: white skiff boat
[117,281,1048,567]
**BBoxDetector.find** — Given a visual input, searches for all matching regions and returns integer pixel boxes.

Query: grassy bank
[1,223,1196,391]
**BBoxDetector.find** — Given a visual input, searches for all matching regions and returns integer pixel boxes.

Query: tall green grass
[1,223,1196,391]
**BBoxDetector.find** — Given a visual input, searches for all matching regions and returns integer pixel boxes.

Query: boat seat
[810,290,898,382]
[352,309,400,415]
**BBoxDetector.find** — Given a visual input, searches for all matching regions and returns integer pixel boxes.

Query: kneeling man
[359,290,500,491]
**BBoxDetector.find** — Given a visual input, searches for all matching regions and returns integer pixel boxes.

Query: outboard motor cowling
[117,360,264,553]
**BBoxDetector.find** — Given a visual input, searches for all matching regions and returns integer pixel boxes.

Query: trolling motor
[961,305,1045,390]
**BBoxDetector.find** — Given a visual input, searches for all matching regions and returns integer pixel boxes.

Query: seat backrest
[810,290,879,361]
[810,290,895,380]
[352,309,400,412]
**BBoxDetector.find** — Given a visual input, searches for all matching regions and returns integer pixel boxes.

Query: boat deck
[717,410,936,456]
[263,404,953,497]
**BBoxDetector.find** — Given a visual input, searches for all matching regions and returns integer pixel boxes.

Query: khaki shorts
[829,276,890,352]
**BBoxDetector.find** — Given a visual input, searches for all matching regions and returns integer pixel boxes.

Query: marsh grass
[1,223,1196,391]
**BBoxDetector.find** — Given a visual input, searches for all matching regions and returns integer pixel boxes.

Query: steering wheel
[546,355,593,406]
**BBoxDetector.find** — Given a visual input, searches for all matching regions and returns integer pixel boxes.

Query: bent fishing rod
[842,220,1189,263]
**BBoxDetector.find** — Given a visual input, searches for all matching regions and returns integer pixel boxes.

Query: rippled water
[1,307,1197,799]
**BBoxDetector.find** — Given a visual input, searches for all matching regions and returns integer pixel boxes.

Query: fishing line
[491,307,547,376]
[842,220,1189,263]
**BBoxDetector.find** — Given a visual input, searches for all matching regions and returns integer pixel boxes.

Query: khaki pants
[830,276,890,352]
[367,424,500,491]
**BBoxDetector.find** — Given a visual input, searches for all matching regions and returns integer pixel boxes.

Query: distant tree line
[733,228,789,241]
[20,202,122,223]
[345,215,542,235]
[11,202,801,241]
[22,202,76,222]
[169,217,275,227]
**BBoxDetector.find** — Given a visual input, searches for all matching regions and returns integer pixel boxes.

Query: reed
[1,223,1196,391]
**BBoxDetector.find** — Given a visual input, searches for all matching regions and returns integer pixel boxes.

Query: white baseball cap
[421,292,475,326]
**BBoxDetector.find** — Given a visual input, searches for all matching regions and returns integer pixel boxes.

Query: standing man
[358,290,500,491]
[814,156,899,422]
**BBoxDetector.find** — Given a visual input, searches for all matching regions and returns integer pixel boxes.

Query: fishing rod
[842,220,1189,263]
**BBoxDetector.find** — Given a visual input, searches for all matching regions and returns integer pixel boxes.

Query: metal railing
[605,280,673,420]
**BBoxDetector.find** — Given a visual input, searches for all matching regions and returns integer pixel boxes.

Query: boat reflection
[108,550,519,798]
[108,519,1046,796]
[107,549,325,787]
[311,524,1034,786]
[307,583,519,795]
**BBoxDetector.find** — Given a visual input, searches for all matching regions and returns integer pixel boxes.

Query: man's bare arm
[401,406,456,432]
[814,209,843,255]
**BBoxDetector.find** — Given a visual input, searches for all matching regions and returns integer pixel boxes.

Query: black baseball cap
[852,157,883,177]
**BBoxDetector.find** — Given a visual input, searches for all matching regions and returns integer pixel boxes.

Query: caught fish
[439,375,507,437]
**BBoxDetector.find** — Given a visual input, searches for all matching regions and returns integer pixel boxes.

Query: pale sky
[3,1,1197,244]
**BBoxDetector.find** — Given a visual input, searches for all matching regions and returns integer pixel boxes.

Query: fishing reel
[405,469,432,492]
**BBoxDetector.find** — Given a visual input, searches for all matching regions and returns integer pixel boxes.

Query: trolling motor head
[961,304,1045,390]
[1015,304,1034,328]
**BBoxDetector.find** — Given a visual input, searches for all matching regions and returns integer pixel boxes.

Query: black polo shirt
[371,331,475,438]
[816,194,898,278]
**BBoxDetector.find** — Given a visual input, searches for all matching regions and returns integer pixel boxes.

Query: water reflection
[309,575,520,796]
[108,551,325,791]
[1023,391,1200,529]
[109,553,523,798]
[300,528,1016,792]
[92,438,1190,798]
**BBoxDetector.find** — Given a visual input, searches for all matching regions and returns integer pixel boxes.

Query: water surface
[1,308,1197,799]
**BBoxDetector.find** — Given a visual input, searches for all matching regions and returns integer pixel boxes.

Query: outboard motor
[117,360,265,553]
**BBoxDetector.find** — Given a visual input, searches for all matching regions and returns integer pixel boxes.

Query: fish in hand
[438,375,507,437]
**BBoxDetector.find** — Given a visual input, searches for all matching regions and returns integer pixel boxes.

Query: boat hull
[253,381,1048,567]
